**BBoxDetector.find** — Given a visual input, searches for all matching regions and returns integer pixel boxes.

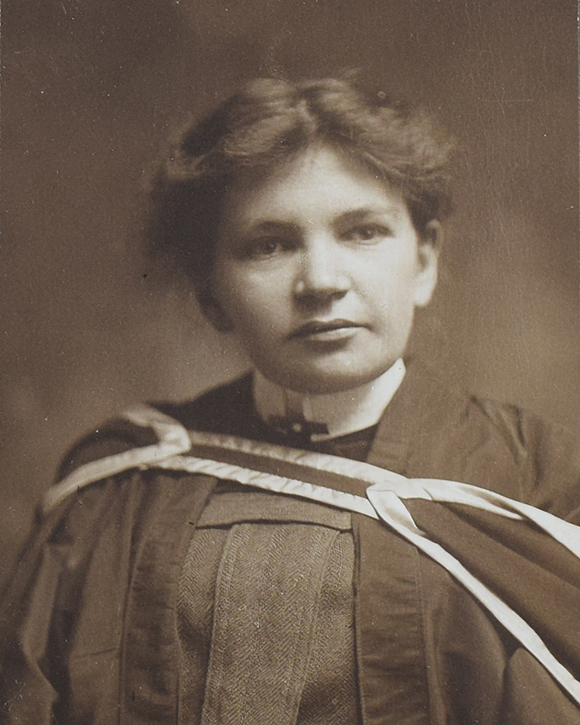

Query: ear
[197,287,235,332]
[413,220,442,308]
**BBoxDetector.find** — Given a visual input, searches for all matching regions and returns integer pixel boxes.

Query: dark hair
[146,76,455,290]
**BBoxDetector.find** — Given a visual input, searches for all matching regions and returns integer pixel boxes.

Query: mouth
[289,319,363,340]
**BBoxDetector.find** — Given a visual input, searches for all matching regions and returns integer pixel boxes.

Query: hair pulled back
[146,76,454,290]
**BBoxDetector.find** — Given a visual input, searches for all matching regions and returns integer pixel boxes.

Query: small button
[291,422,303,433]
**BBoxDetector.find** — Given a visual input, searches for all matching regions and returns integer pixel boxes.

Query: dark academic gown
[1,364,579,724]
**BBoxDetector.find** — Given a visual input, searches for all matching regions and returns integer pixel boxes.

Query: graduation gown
[1,364,579,724]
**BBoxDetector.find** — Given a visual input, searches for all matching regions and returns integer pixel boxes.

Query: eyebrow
[334,206,402,225]
[241,206,401,234]
[242,220,299,235]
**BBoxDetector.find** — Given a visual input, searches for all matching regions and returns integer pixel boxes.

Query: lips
[289,319,362,339]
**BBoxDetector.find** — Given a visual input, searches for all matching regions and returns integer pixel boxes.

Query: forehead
[220,144,407,231]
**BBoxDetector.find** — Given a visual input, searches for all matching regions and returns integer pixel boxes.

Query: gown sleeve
[0,420,157,724]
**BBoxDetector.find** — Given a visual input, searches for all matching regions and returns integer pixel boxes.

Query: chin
[264,362,392,395]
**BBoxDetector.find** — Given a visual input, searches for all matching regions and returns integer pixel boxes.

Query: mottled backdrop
[2,0,578,588]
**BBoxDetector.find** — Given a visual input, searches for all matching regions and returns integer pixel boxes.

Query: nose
[293,237,350,301]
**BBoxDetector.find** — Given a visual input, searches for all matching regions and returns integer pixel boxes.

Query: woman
[1,77,579,724]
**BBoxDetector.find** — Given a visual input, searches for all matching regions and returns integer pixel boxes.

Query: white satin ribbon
[44,404,580,705]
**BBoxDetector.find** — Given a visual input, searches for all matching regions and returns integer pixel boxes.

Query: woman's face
[208,144,440,394]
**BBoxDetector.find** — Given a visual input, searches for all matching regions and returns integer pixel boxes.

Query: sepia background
[2,0,578,589]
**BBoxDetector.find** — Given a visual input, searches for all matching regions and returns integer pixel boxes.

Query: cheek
[212,260,248,306]
[363,258,419,309]
[209,267,246,329]
[213,268,282,333]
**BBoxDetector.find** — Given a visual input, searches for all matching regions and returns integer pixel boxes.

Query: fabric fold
[42,407,580,707]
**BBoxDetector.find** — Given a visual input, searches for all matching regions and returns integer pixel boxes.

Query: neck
[253,359,406,441]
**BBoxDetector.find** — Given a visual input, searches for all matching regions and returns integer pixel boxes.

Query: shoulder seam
[469,397,531,464]
[43,404,192,514]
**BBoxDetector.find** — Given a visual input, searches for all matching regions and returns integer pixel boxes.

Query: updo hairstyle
[146,76,455,292]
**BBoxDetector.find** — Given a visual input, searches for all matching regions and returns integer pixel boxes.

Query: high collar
[252,359,406,442]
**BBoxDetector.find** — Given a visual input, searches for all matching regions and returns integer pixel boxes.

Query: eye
[342,224,392,243]
[244,236,289,259]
